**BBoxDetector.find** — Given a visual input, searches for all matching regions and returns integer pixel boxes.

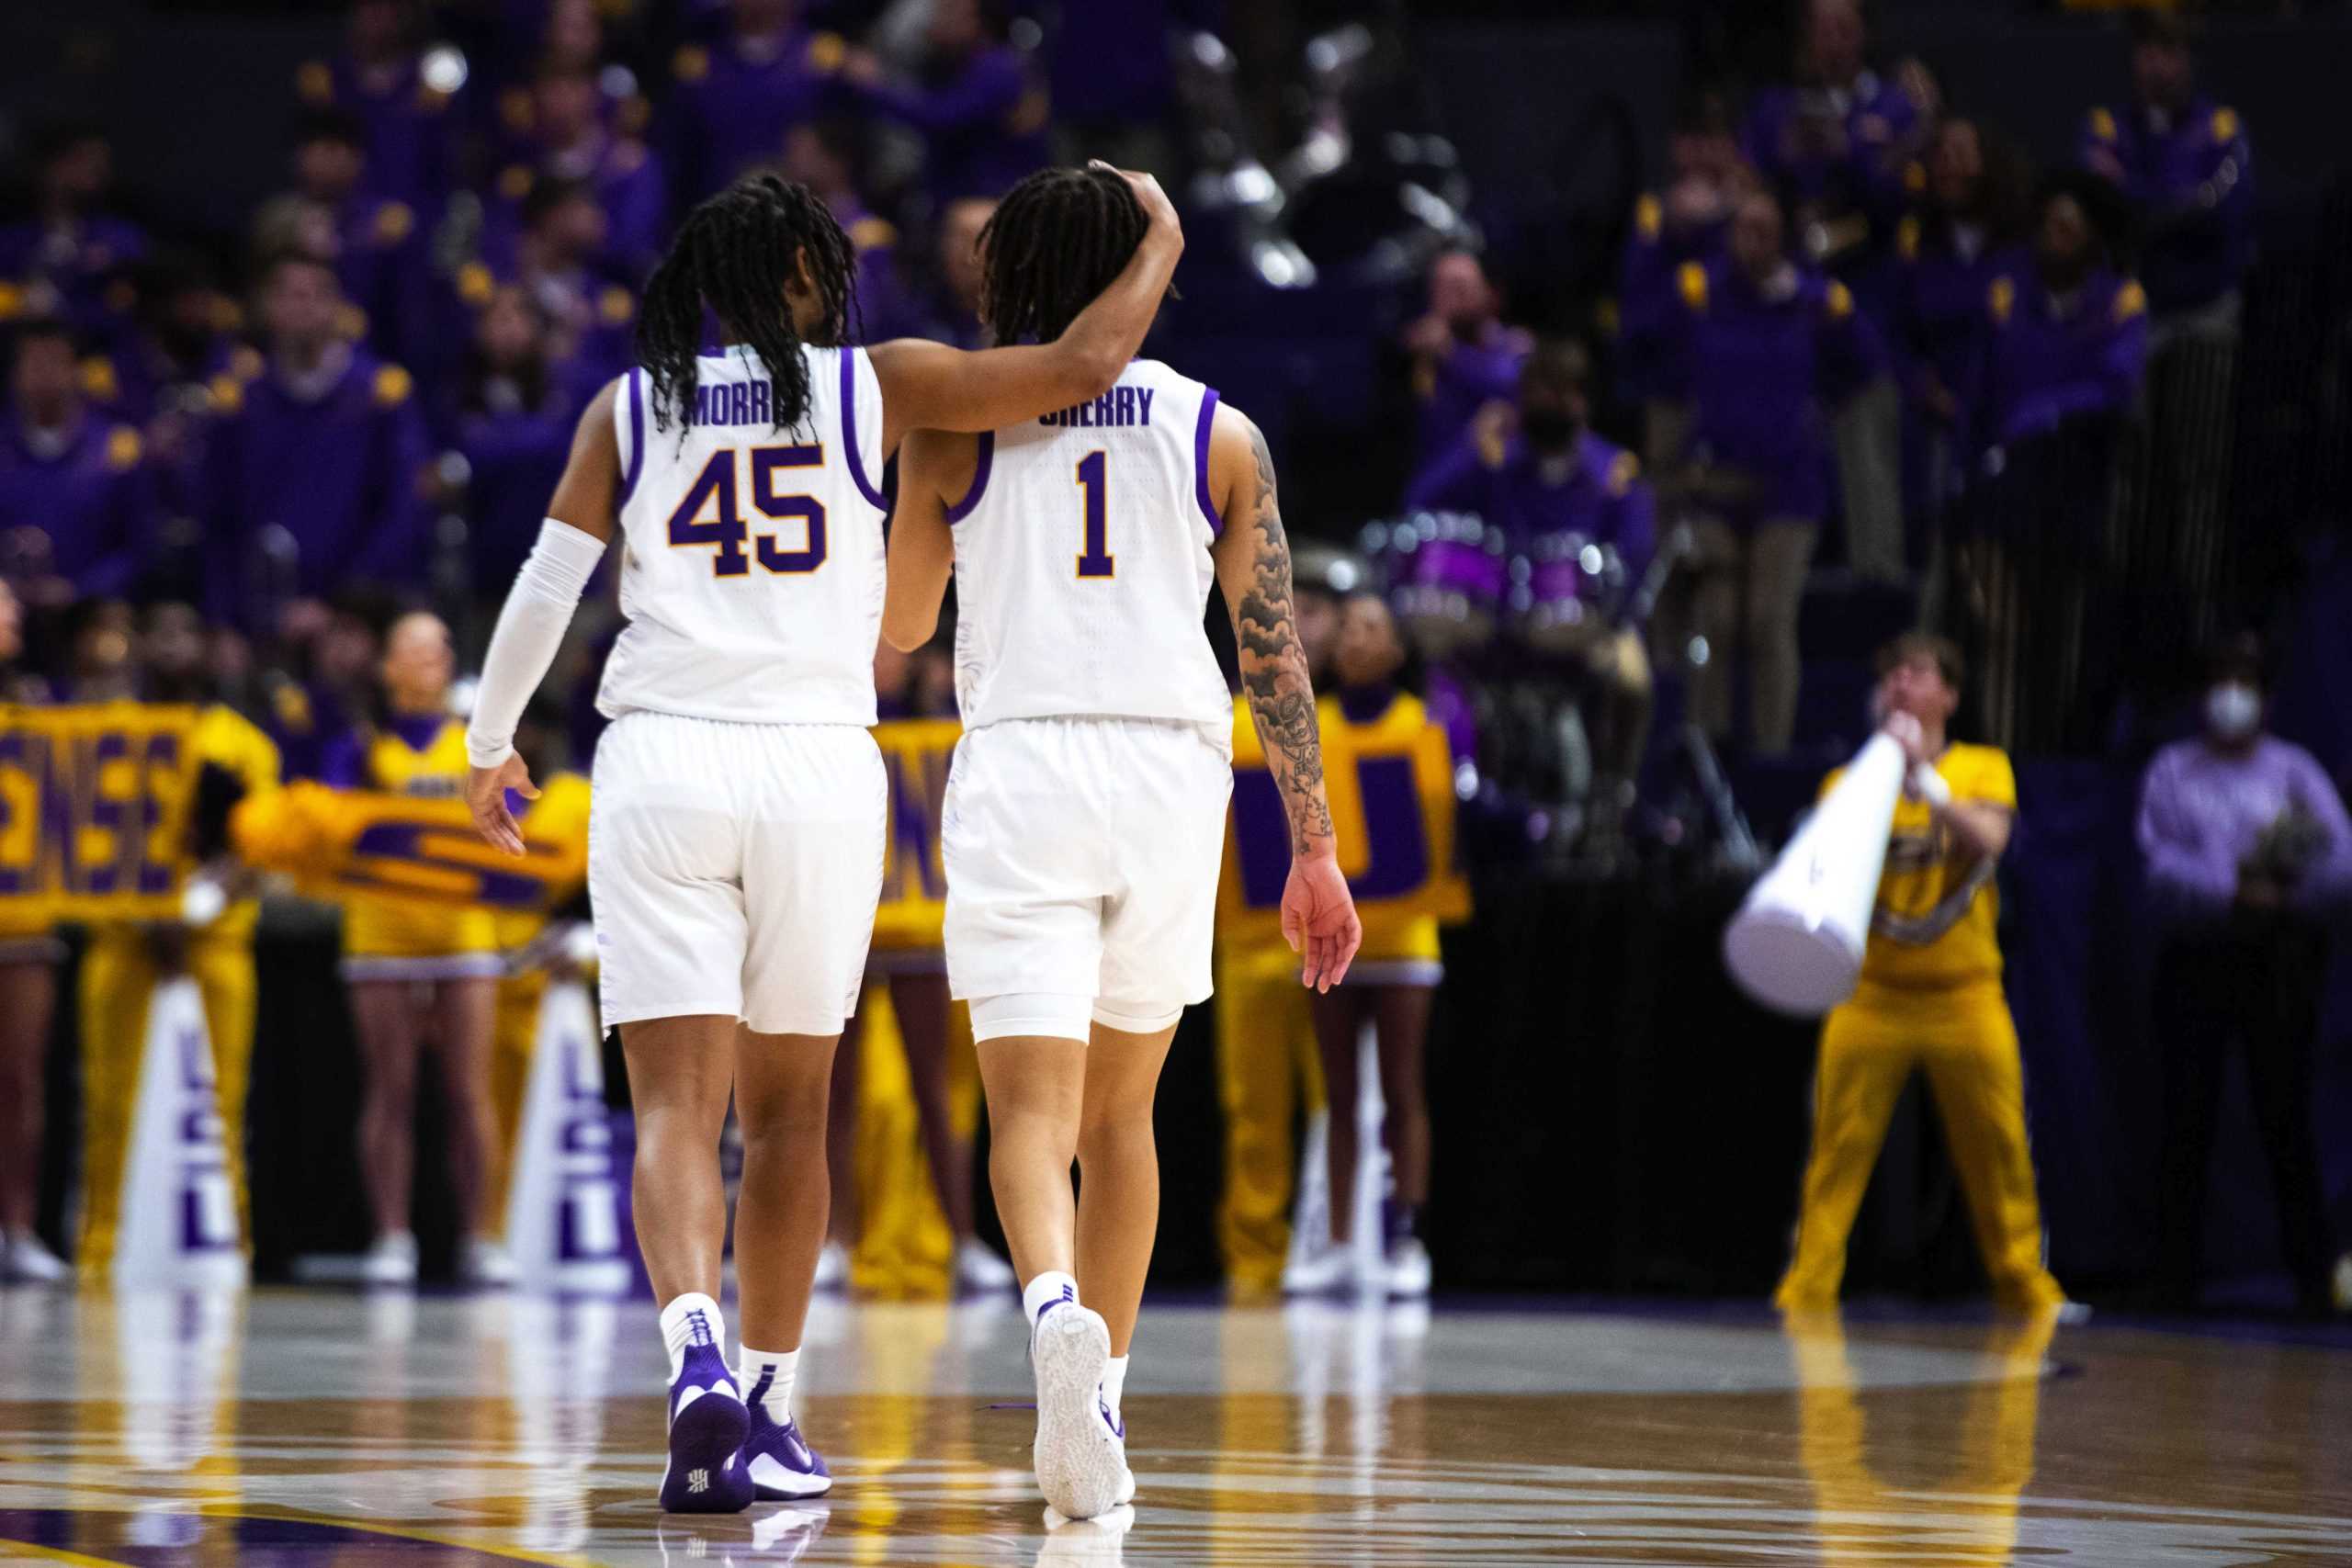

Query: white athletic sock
[741,1345,798,1424]
[1023,1269,1080,1334]
[660,1292,726,1382]
[1101,1354,1130,1417]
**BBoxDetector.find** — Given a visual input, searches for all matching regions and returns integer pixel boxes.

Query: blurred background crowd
[2,0,2350,1315]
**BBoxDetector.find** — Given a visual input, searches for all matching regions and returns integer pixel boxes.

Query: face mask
[2205,682,2261,741]
[1520,408,1578,450]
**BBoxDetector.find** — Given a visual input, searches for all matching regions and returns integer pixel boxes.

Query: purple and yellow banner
[1219,697,1470,948]
[231,774,594,912]
[873,718,957,951]
[0,704,207,921]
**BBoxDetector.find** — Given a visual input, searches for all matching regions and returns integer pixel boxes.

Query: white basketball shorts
[943,716,1233,1043]
[590,712,885,1037]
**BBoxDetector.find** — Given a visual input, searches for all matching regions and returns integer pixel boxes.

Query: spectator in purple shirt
[665,0,841,202]
[0,122,149,353]
[2081,12,2253,331]
[1967,178,2149,456]
[1616,96,1752,446]
[485,64,669,281]
[922,195,997,349]
[1663,189,1883,755]
[1892,118,2029,545]
[203,252,430,628]
[440,285,592,604]
[294,0,460,215]
[1401,247,1532,479]
[2136,637,2350,1315]
[840,0,1051,203]
[254,110,431,370]
[780,119,920,343]
[0,320,153,605]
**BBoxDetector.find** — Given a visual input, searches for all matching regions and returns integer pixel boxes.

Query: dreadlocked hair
[977,165,1150,346]
[636,173,862,438]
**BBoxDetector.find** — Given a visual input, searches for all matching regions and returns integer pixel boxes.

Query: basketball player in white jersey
[882,165,1362,1520]
[459,167,1183,1514]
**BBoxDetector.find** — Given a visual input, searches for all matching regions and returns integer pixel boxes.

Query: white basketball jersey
[951,359,1231,730]
[598,344,887,727]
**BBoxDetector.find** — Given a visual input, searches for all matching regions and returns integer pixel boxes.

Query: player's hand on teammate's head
[1281,855,1363,994]
[1090,161,1182,241]
[466,753,539,858]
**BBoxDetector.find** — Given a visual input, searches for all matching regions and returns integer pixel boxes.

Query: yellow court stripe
[193,1505,603,1568]
[0,1544,135,1568]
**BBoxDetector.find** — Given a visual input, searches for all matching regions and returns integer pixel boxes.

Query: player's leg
[976,1028,1089,1285]
[1773,997,1912,1311]
[1919,987,2064,1313]
[1308,985,1371,1249]
[427,974,511,1283]
[729,722,889,1501]
[1372,981,1436,1293]
[1074,1015,1181,1353]
[590,711,760,1514]
[619,1013,754,1512]
[347,977,424,1280]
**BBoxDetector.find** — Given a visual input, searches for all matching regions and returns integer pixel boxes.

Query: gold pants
[1775,977,2065,1312]
[76,931,256,1273]
[1214,944,1327,1294]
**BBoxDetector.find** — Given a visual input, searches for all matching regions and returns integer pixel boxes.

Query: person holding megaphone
[1773,633,2070,1315]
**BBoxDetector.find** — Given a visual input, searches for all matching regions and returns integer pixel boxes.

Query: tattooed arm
[1209,402,1361,990]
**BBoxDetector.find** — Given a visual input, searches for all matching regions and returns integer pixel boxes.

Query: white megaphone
[1722,731,1906,1016]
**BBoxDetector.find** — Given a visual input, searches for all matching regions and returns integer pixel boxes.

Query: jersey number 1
[667,446,828,576]
[1074,450,1114,579]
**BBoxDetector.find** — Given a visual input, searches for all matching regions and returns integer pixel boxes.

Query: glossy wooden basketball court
[2,1288,2347,1564]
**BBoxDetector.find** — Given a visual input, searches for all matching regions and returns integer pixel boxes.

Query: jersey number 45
[666,446,827,576]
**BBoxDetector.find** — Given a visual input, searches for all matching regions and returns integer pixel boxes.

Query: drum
[1381,513,1507,659]
[1517,529,1624,655]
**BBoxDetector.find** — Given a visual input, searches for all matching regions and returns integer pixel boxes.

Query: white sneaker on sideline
[1383,1237,1432,1298]
[812,1240,850,1292]
[2,1231,69,1283]
[360,1231,419,1286]
[459,1236,519,1287]
[954,1237,1016,1294]
[1282,1239,1351,1295]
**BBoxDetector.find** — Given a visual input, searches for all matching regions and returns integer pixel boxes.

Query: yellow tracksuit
[1775,743,2066,1312]
[77,705,279,1273]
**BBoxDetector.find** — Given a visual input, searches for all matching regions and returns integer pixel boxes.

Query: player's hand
[467,753,538,857]
[1091,161,1182,243]
[1281,853,1362,994]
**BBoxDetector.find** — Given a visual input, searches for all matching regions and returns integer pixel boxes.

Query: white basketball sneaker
[1031,1299,1125,1520]
[459,1236,519,1288]
[1383,1237,1433,1299]
[2,1230,69,1283]
[360,1231,419,1286]
[812,1240,850,1292]
[954,1236,1017,1295]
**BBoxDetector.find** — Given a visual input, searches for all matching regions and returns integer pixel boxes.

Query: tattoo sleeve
[1233,421,1337,857]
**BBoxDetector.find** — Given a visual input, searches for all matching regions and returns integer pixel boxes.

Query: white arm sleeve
[465,517,609,768]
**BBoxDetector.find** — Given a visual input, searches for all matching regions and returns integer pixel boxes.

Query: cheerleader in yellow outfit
[0,581,67,1282]
[1775,634,2067,1314]
[1288,596,1443,1298]
[77,605,281,1277]
[329,611,514,1286]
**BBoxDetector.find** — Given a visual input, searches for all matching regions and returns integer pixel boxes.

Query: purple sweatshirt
[2135,734,2352,919]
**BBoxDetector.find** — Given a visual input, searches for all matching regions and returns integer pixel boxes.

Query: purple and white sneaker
[1031,1298,1124,1520]
[742,1370,833,1500]
[659,1326,752,1514]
